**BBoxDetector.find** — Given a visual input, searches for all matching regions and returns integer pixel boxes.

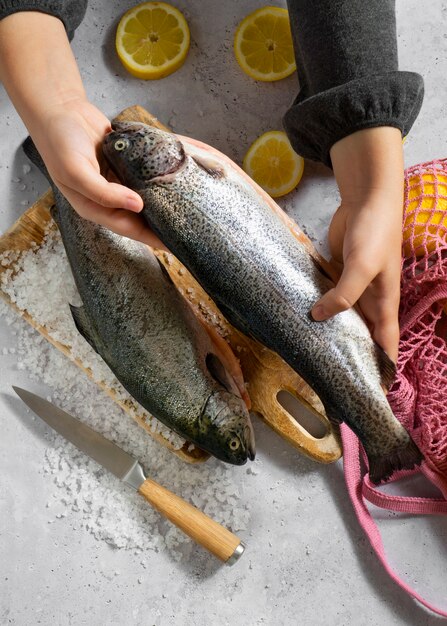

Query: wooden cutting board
[0,105,342,464]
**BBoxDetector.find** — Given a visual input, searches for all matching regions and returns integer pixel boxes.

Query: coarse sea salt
[0,226,251,559]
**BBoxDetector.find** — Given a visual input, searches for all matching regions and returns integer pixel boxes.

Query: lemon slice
[234,6,296,82]
[243,131,304,198]
[116,2,190,80]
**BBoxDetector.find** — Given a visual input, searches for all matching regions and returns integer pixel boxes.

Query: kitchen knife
[13,386,245,565]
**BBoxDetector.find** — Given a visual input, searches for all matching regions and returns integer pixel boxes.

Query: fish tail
[22,137,60,221]
[366,437,423,485]
[22,136,50,180]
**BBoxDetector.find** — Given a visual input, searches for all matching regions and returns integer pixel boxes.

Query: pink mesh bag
[341,157,447,617]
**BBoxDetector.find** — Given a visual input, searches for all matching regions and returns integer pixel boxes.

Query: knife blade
[13,386,245,565]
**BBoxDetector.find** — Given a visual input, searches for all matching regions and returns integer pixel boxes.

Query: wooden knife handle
[138,478,244,564]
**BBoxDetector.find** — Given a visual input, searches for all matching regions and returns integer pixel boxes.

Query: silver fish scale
[141,156,411,457]
[53,190,214,427]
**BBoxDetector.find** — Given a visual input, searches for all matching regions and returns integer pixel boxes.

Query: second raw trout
[23,138,255,465]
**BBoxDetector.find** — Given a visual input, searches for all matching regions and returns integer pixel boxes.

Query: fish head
[103,122,185,188]
[198,391,256,465]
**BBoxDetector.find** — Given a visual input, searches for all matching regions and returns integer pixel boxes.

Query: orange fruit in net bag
[402,173,447,258]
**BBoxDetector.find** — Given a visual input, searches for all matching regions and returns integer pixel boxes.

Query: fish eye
[229,437,240,451]
[114,139,129,151]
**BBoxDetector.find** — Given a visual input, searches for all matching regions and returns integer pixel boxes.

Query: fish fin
[205,353,237,394]
[374,343,397,391]
[69,304,100,353]
[192,155,225,179]
[200,319,251,409]
[367,437,423,485]
[322,404,343,425]
[309,255,335,284]
[155,256,175,285]
[214,300,255,340]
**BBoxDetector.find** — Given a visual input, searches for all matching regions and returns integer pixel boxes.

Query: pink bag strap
[341,424,447,618]
[362,473,447,515]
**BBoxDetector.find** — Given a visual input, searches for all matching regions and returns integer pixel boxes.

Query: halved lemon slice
[116,2,190,80]
[243,131,304,198]
[234,6,296,82]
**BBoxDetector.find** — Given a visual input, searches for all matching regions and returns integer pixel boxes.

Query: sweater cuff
[283,70,424,170]
[0,1,87,40]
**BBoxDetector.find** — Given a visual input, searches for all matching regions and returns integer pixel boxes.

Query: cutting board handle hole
[276,390,328,439]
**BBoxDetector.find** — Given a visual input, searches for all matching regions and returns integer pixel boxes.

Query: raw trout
[103,122,422,483]
[23,138,255,465]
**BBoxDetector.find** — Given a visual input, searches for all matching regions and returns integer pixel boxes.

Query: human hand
[0,12,164,248]
[311,127,404,362]
[30,97,165,248]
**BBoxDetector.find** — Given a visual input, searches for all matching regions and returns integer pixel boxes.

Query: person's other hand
[31,97,165,248]
[311,127,404,363]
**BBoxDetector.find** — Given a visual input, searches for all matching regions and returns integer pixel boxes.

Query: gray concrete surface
[1,1,447,624]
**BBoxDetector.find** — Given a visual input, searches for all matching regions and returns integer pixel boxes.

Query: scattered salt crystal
[20,200,28,206]
[137,577,143,584]
[246,466,259,476]
[22,164,31,175]
[2,347,7,355]
[178,267,185,276]
[12,177,21,183]
[19,184,27,191]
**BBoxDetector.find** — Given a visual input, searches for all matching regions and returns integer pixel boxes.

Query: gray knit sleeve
[283,0,424,169]
[0,0,87,39]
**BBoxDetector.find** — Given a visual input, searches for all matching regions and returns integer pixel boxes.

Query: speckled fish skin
[23,138,255,466]
[103,122,423,483]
